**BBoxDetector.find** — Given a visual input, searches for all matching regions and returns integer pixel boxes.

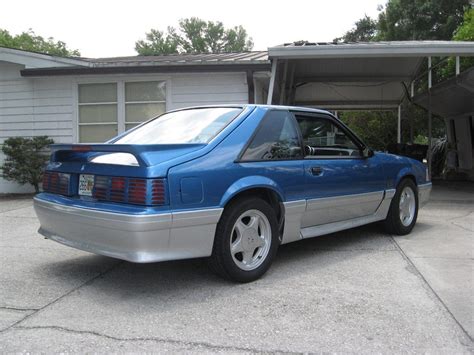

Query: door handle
[311,167,323,176]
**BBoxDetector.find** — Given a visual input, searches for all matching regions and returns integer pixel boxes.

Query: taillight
[109,177,126,202]
[93,176,108,200]
[128,179,147,204]
[92,176,166,206]
[151,179,166,205]
[42,171,71,196]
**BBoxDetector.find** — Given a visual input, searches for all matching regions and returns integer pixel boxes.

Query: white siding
[0,62,74,193]
[0,66,249,193]
[170,72,248,109]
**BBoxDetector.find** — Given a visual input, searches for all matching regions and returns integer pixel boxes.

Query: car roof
[165,104,333,116]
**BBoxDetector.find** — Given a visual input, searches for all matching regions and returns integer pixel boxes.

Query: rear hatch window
[114,107,242,144]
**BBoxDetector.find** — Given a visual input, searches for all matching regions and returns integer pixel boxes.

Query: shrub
[1,136,54,193]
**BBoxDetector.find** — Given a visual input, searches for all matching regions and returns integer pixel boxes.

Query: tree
[135,18,254,55]
[0,29,80,57]
[335,15,378,42]
[377,0,469,40]
[334,0,470,43]
[339,111,397,151]
[1,136,54,193]
[439,8,474,79]
[453,7,474,41]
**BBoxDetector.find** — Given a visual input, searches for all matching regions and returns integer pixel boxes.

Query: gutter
[20,63,271,77]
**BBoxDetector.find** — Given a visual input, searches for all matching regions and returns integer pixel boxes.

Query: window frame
[124,81,167,130]
[77,82,118,143]
[292,111,367,160]
[73,76,170,143]
[236,109,305,163]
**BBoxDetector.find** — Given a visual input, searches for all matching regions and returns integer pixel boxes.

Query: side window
[241,110,302,161]
[296,115,361,157]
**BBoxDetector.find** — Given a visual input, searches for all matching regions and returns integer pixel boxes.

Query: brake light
[72,145,92,152]
[42,171,71,196]
[151,179,165,205]
[128,178,147,204]
[109,177,126,202]
[91,176,167,206]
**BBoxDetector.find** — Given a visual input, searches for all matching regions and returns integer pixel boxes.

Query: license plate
[78,174,94,196]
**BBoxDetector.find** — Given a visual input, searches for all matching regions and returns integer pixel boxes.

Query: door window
[240,110,302,161]
[295,115,361,157]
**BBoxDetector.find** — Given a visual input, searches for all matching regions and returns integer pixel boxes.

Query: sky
[1,0,383,58]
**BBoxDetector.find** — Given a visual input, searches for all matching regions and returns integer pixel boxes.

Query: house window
[125,81,166,130]
[77,81,167,143]
[78,83,118,143]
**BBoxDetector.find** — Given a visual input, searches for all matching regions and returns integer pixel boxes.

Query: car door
[292,112,386,229]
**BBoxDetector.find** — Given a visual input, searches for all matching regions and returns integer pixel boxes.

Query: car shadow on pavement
[37,222,398,299]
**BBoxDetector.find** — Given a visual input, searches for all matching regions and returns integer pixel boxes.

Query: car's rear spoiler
[50,143,206,167]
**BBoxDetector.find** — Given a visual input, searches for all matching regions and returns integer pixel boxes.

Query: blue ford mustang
[34,105,431,282]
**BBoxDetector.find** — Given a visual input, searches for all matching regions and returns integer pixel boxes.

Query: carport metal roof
[266,41,474,110]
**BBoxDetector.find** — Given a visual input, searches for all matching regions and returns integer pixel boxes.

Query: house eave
[20,62,272,77]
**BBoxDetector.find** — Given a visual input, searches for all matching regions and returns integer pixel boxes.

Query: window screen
[241,110,302,161]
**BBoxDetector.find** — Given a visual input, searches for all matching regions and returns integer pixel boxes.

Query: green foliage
[335,15,378,42]
[377,0,469,40]
[1,136,54,193]
[339,107,446,151]
[335,0,470,42]
[339,111,397,151]
[413,134,428,145]
[453,7,474,41]
[135,18,254,55]
[0,29,80,57]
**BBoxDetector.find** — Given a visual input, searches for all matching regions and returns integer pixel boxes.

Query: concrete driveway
[1,183,473,353]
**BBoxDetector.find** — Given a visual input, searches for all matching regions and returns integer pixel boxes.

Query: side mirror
[362,147,374,158]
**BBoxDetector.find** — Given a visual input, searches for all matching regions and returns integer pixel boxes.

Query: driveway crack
[0,261,123,334]
[0,306,39,312]
[390,235,473,343]
[12,325,300,354]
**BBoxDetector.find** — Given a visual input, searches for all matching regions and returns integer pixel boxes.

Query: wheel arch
[219,176,285,226]
[395,168,418,190]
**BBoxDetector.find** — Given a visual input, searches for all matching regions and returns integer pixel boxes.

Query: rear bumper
[34,197,222,263]
[418,182,432,207]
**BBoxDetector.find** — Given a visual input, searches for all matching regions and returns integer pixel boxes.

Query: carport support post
[397,105,401,143]
[267,59,278,105]
[428,57,433,178]
[279,60,288,105]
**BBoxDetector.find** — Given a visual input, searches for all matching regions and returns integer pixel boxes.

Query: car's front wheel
[384,178,419,235]
[209,197,279,282]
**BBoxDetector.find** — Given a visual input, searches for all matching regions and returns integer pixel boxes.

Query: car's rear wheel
[384,178,418,235]
[209,197,279,282]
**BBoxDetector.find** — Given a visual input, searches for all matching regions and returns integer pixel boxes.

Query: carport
[265,41,474,176]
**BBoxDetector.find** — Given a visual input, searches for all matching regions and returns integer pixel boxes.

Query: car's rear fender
[219,176,285,208]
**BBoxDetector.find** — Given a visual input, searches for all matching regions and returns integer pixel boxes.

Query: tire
[208,197,279,283]
[384,178,419,235]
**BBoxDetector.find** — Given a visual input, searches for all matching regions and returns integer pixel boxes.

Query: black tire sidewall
[388,179,419,235]
[213,198,279,282]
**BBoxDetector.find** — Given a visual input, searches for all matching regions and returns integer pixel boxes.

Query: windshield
[114,107,242,144]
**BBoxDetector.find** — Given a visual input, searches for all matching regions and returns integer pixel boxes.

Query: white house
[0,47,270,193]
